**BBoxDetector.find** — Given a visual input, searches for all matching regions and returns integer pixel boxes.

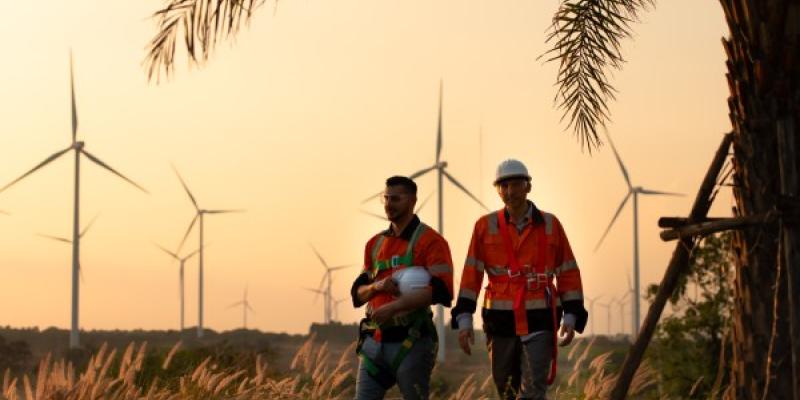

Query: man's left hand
[371,303,398,325]
[559,323,575,347]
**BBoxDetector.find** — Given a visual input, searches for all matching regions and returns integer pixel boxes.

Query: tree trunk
[720,0,800,398]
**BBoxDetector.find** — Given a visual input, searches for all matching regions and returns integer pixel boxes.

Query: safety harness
[495,210,559,385]
[357,223,437,385]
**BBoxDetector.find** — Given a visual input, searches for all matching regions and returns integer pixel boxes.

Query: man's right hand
[373,277,400,296]
[458,329,475,355]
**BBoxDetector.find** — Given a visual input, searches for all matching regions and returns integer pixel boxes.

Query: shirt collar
[503,200,544,226]
[383,214,421,240]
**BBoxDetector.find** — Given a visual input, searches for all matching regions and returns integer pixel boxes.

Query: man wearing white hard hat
[451,159,588,400]
[351,176,455,400]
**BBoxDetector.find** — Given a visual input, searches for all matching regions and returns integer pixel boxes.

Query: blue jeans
[354,334,436,400]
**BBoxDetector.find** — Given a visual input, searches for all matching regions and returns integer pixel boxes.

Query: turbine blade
[315,273,327,295]
[81,149,148,193]
[328,264,354,272]
[79,262,85,284]
[638,188,684,196]
[247,303,255,313]
[442,170,490,211]
[171,164,199,210]
[309,243,329,269]
[436,79,443,164]
[0,210,9,215]
[154,242,179,260]
[79,213,100,238]
[603,131,632,189]
[303,287,324,303]
[408,164,438,180]
[37,233,71,243]
[594,191,632,252]
[70,51,78,143]
[0,147,72,194]
[182,243,207,261]
[204,209,244,214]
[362,164,439,205]
[359,209,388,221]
[177,214,199,254]
[227,301,244,309]
[415,192,434,214]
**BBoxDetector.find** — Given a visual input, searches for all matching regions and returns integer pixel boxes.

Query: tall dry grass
[2,335,658,400]
[1,335,356,400]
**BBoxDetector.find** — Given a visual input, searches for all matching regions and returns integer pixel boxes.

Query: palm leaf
[145,0,265,82]
[544,0,653,152]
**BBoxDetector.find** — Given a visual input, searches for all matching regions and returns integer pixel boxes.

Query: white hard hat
[494,159,531,185]
[392,266,431,295]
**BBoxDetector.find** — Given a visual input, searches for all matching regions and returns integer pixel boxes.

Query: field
[0,325,659,399]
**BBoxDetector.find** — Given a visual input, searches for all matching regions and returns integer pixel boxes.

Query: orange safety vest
[456,207,584,384]
[362,218,455,326]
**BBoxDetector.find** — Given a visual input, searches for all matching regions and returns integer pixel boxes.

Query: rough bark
[720,0,800,398]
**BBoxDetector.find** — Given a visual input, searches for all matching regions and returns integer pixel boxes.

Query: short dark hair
[385,176,417,195]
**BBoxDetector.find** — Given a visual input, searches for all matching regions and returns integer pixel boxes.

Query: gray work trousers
[487,332,554,400]
[354,335,436,400]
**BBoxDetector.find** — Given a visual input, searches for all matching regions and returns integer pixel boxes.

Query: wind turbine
[362,81,489,362]
[585,295,604,336]
[309,243,353,324]
[0,53,147,348]
[228,286,255,329]
[597,299,614,336]
[173,165,243,338]
[615,293,630,335]
[304,287,328,321]
[155,243,202,332]
[333,297,347,321]
[595,131,682,336]
[37,214,100,283]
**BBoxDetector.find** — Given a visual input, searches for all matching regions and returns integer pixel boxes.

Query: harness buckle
[507,269,522,278]
[526,273,551,291]
[391,255,400,268]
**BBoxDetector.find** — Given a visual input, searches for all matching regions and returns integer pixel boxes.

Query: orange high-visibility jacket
[451,202,588,336]
[351,215,455,341]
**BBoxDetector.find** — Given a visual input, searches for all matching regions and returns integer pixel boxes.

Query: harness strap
[357,309,434,379]
[496,209,559,385]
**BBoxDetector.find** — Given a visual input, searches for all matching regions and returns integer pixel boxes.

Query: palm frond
[544,0,653,152]
[144,0,265,82]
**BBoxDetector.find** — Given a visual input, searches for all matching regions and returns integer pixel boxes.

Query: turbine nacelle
[73,141,85,150]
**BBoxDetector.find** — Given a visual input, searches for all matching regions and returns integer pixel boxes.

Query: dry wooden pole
[658,217,725,228]
[610,133,733,400]
[659,212,775,241]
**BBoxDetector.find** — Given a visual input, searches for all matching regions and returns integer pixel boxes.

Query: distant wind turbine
[333,297,347,321]
[309,243,353,324]
[362,81,488,363]
[359,192,434,221]
[0,53,147,348]
[173,165,243,339]
[595,131,683,336]
[585,295,604,336]
[37,213,99,283]
[155,243,202,332]
[597,300,613,336]
[228,286,255,329]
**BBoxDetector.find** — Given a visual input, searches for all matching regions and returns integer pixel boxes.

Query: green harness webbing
[358,223,435,381]
[358,309,436,377]
[368,223,427,279]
